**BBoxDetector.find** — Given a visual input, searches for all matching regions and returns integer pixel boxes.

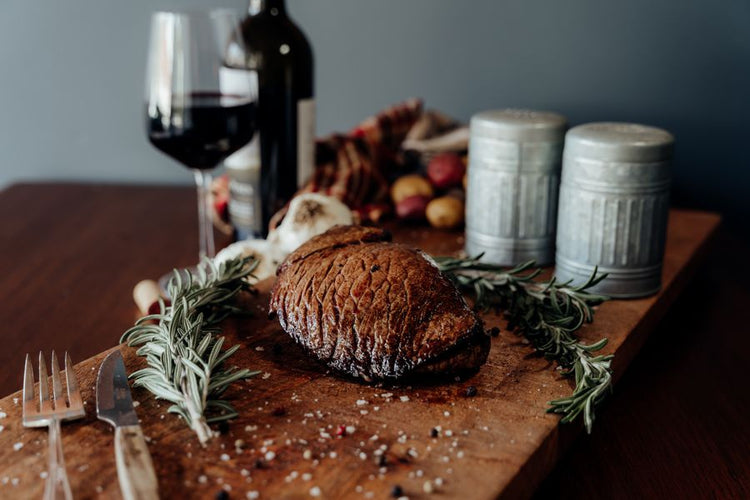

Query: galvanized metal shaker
[465,109,567,266]
[555,122,674,298]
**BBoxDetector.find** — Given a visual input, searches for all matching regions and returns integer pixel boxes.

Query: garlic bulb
[214,194,353,281]
[268,193,354,254]
[214,238,283,282]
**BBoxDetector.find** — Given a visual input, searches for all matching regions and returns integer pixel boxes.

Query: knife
[96,350,159,500]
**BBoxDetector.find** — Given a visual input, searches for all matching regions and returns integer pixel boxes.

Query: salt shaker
[555,122,674,298]
[465,109,567,266]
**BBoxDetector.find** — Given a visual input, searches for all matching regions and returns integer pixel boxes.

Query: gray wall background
[1,0,749,223]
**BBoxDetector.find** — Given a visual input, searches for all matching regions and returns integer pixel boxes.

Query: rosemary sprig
[121,256,260,445]
[435,255,612,433]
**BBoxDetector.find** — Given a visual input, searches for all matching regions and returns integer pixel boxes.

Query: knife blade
[96,350,159,500]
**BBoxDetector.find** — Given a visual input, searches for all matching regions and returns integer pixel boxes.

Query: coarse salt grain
[346,425,356,434]
[356,399,368,406]
[302,473,312,481]
[246,491,259,499]
[220,453,230,461]
[262,372,271,379]
[444,411,450,417]
[309,486,321,497]
[303,449,312,460]
[329,452,337,459]
[13,442,23,451]
[423,480,434,494]
[0,412,7,418]
[435,477,444,487]
[198,475,208,484]
[255,346,264,351]
[265,451,276,461]
[400,396,410,402]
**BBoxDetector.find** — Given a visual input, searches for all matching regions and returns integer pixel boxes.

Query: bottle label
[297,98,316,187]
[225,135,262,239]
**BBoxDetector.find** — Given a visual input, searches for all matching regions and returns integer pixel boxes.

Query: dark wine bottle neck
[249,0,286,15]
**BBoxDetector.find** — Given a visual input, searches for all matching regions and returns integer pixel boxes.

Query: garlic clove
[270,193,354,254]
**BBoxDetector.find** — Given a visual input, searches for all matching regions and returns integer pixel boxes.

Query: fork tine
[64,352,82,408]
[23,354,35,416]
[38,351,52,412]
[51,351,65,409]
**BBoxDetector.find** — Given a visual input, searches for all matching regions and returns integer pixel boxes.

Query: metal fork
[23,352,85,500]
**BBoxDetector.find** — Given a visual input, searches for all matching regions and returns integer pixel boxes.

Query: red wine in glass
[147,92,256,171]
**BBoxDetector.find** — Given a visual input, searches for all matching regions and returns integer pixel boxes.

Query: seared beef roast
[269,225,490,380]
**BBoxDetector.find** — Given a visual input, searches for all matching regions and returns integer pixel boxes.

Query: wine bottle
[237,0,315,236]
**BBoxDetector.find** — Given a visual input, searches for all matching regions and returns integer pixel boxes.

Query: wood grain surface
[0,184,737,499]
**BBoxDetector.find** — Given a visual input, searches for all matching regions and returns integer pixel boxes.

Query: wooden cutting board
[0,209,719,500]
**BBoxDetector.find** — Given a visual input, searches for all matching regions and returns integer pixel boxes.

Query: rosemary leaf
[121,256,260,445]
[435,253,612,433]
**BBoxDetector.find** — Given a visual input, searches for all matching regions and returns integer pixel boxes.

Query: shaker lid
[470,109,567,142]
[565,122,674,162]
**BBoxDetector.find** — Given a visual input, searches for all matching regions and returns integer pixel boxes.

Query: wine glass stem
[193,169,215,260]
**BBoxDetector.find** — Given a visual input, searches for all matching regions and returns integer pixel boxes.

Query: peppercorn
[218,420,230,434]
[430,427,439,438]
[272,343,283,355]
[489,326,500,337]
[254,459,264,469]
[391,485,404,497]
[377,454,387,467]
[465,386,478,397]
[271,406,286,417]
[215,490,229,500]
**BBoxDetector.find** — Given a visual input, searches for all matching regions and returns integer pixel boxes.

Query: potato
[390,175,434,204]
[427,152,466,189]
[426,196,464,229]
[396,195,430,221]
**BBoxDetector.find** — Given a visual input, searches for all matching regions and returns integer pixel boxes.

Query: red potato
[396,195,430,221]
[427,152,466,189]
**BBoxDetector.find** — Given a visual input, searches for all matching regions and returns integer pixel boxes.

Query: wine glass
[145,9,256,261]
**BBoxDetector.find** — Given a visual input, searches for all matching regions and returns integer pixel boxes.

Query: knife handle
[114,425,160,500]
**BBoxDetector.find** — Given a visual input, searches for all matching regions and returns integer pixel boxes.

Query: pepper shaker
[555,122,674,298]
[465,109,567,266]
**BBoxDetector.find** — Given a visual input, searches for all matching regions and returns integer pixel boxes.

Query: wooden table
[0,183,747,498]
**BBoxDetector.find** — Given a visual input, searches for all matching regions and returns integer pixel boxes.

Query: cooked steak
[269,225,490,381]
